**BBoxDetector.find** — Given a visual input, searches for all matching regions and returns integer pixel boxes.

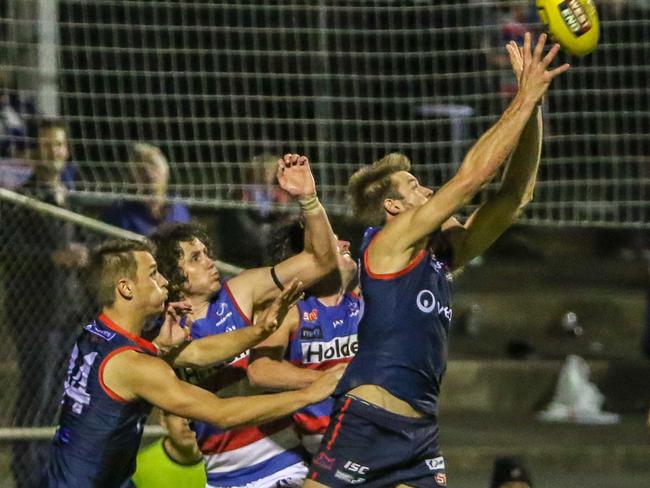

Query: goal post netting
[1,1,648,227]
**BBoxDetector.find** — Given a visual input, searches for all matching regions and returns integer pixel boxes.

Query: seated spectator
[131,410,206,488]
[101,143,190,235]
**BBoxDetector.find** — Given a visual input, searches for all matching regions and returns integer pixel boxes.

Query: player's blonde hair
[347,152,411,226]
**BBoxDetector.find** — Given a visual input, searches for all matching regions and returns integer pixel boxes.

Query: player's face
[37,127,69,174]
[389,171,433,212]
[178,238,221,299]
[162,413,199,451]
[133,251,169,314]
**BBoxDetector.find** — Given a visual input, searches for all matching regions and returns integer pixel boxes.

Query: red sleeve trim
[363,232,426,280]
[98,346,142,404]
[98,312,158,355]
[223,282,253,326]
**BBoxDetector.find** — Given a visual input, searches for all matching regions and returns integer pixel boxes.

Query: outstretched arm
[157,280,303,368]
[227,154,338,316]
[444,41,545,269]
[248,306,324,390]
[371,33,569,271]
[102,349,342,430]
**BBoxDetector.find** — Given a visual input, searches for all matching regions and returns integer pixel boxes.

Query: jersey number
[63,344,98,414]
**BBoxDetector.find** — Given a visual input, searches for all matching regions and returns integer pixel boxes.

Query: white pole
[37,0,59,116]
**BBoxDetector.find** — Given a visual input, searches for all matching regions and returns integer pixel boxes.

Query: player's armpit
[445,190,526,270]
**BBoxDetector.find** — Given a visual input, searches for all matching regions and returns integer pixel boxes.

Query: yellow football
[536,0,600,56]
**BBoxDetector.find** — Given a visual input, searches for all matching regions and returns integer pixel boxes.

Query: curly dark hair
[265,217,305,266]
[149,222,214,302]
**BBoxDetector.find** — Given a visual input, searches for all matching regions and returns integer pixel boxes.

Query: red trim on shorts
[223,281,253,326]
[310,471,319,480]
[98,346,142,403]
[98,312,158,355]
[364,233,426,280]
[326,396,352,451]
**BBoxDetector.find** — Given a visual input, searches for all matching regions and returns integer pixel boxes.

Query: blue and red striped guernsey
[286,293,363,453]
[334,226,454,418]
[189,281,306,487]
[45,313,157,487]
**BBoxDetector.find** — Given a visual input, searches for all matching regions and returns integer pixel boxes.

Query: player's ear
[116,278,134,300]
[383,197,403,216]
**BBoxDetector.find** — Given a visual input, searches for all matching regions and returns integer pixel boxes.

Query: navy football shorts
[307,394,447,487]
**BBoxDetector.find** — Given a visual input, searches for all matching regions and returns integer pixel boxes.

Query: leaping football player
[305,33,570,488]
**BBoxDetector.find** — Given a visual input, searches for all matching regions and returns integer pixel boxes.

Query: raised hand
[303,363,346,403]
[515,32,570,103]
[153,301,193,354]
[253,278,303,337]
[276,153,316,198]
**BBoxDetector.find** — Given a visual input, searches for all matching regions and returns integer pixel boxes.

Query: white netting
[1,0,648,226]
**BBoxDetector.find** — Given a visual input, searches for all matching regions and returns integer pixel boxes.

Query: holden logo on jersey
[416,290,452,321]
[302,334,358,363]
[302,308,319,322]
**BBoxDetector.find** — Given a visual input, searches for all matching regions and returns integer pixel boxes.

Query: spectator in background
[131,410,206,488]
[489,456,533,488]
[2,116,88,488]
[101,143,190,236]
[482,1,538,104]
[0,67,32,189]
[219,153,293,267]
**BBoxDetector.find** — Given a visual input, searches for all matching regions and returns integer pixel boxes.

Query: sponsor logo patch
[416,289,452,321]
[301,334,358,363]
[343,460,369,475]
[334,470,365,484]
[85,321,116,341]
[303,308,319,322]
[425,456,445,471]
[301,326,323,340]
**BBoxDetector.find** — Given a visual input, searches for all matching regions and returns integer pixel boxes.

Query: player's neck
[101,307,146,337]
[316,291,345,308]
[162,437,202,465]
[186,295,211,320]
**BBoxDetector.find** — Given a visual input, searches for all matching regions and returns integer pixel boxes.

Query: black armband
[270,266,285,291]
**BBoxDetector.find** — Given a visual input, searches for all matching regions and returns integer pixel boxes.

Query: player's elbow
[247,358,274,388]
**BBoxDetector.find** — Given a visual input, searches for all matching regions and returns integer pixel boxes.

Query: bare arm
[248,306,323,390]
[227,154,338,316]
[102,350,340,430]
[371,33,569,270]
[445,43,545,269]
[163,280,303,368]
[446,106,542,269]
